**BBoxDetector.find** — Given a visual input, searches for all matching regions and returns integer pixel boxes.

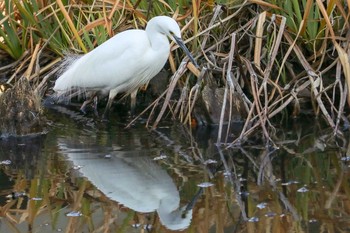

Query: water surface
[0,108,349,232]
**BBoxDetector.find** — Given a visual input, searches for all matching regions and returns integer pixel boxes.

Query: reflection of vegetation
[156,122,350,232]
[240,128,350,232]
[0,166,154,232]
[0,116,349,232]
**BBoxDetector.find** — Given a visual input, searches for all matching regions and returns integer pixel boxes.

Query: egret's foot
[129,107,136,118]
[80,101,90,115]
[80,106,88,115]
[93,96,99,117]
[93,109,99,117]
[130,90,137,117]
[101,109,109,120]
[101,114,109,122]
[101,118,109,123]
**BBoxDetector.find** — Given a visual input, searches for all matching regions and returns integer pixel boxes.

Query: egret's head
[157,196,193,231]
[147,16,182,41]
[147,16,198,67]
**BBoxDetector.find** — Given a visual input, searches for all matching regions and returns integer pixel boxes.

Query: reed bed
[0,0,349,144]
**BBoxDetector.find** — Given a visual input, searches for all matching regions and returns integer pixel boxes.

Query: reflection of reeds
[0,119,349,232]
[153,122,350,232]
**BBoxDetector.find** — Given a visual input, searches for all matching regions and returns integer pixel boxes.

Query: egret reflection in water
[58,141,193,231]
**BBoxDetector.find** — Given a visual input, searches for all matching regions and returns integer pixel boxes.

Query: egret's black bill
[174,36,199,68]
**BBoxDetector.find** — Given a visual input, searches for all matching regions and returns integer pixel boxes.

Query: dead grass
[127,2,350,146]
[0,1,349,144]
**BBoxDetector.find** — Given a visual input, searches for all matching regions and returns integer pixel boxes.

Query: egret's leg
[130,90,138,116]
[103,89,118,118]
[80,100,92,114]
[80,92,97,114]
[93,95,99,116]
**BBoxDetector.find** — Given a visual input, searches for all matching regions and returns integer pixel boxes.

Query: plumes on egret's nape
[53,16,197,117]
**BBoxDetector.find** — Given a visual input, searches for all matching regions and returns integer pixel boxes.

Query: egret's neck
[146,26,170,51]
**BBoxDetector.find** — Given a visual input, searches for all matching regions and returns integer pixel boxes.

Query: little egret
[53,16,197,116]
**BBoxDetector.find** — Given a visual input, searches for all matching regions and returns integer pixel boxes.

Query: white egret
[53,16,197,116]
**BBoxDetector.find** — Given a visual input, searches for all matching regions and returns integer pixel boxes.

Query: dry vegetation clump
[0,78,44,137]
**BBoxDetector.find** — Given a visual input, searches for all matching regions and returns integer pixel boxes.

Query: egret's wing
[54,30,149,92]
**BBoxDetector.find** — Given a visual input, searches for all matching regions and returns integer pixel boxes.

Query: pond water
[0,107,349,233]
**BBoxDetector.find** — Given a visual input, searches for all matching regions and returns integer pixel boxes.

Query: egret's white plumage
[53,16,197,116]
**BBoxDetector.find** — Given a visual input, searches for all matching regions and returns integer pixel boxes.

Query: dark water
[0,107,350,233]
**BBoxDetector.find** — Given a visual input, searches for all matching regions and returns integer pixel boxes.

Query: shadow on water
[0,106,350,232]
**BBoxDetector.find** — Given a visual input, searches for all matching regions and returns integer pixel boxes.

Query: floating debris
[31,197,43,201]
[248,217,259,222]
[223,171,231,177]
[341,157,350,161]
[131,223,152,229]
[203,159,217,165]
[297,187,309,193]
[66,211,82,217]
[8,191,27,199]
[73,165,83,170]
[39,223,50,228]
[265,212,277,217]
[239,177,247,182]
[309,219,318,223]
[239,191,250,197]
[256,202,267,209]
[132,224,141,228]
[153,155,167,160]
[104,154,111,159]
[197,182,214,188]
[0,160,11,165]
[144,224,152,230]
[281,180,299,186]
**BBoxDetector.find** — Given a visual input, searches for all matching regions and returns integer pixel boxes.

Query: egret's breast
[108,35,170,94]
